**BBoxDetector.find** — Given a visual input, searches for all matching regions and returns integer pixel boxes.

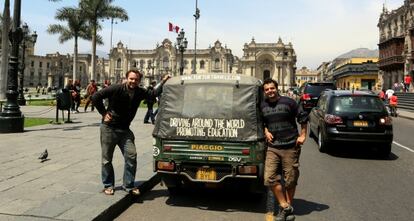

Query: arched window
[214,58,220,69]
[263,70,270,79]
[139,59,145,69]
[163,57,169,69]
[191,60,196,69]
[117,58,122,68]
[200,60,205,69]
[184,60,189,68]
[133,60,138,67]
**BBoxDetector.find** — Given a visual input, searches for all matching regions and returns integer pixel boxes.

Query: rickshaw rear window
[182,85,233,118]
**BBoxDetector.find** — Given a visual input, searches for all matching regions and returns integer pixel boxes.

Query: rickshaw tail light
[238,166,257,174]
[242,149,250,155]
[157,161,175,171]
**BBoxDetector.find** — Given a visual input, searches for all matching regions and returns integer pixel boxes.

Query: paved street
[0,106,158,221]
[116,113,414,221]
[0,105,413,221]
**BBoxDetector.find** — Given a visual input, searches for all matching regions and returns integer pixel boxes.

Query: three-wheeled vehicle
[152,73,265,193]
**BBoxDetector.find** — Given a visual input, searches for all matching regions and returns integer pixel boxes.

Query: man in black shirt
[261,78,307,221]
[92,69,170,195]
[143,80,157,124]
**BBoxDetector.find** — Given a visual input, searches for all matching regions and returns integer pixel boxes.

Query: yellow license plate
[196,168,217,181]
[353,121,368,127]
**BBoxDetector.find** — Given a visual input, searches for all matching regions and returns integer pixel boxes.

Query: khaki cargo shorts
[264,145,301,188]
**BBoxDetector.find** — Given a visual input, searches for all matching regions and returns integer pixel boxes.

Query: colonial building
[16,37,297,89]
[316,62,331,82]
[240,37,297,91]
[295,67,318,87]
[332,58,379,90]
[378,0,414,89]
[108,39,234,85]
[26,52,108,88]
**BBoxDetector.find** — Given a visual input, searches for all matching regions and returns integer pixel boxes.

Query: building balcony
[378,55,404,68]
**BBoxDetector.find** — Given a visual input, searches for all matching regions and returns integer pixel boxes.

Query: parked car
[299,82,337,112]
[152,73,266,193]
[308,90,393,157]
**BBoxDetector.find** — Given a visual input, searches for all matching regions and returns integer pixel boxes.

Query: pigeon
[38,149,48,162]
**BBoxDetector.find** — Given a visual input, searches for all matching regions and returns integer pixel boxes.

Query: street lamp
[0,0,24,133]
[176,29,188,75]
[107,17,123,81]
[18,23,37,106]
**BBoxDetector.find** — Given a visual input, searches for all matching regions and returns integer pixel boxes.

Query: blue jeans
[100,124,137,191]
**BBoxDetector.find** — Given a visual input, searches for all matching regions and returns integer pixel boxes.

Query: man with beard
[92,69,170,195]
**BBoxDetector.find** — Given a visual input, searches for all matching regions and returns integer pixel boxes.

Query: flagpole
[193,0,200,74]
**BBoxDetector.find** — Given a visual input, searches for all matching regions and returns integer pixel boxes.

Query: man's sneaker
[275,205,294,221]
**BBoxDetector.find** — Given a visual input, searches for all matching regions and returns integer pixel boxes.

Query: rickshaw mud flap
[156,170,257,183]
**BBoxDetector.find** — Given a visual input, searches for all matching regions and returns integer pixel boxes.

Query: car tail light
[238,165,257,174]
[241,149,250,155]
[157,161,175,171]
[379,116,392,125]
[324,114,343,124]
[301,93,311,101]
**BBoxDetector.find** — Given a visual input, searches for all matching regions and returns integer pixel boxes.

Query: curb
[92,174,161,221]
[398,114,414,121]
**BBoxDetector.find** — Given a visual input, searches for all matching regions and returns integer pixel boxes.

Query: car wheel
[378,143,391,159]
[318,130,329,153]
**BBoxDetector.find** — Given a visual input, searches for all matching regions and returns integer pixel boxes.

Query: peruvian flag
[168,22,180,33]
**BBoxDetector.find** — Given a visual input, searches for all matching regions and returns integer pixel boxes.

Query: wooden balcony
[378,55,404,68]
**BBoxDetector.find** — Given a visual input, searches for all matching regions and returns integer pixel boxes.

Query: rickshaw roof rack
[167,73,261,86]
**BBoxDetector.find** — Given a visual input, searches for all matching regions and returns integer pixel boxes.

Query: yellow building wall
[336,74,378,90]
[336,57,378,69]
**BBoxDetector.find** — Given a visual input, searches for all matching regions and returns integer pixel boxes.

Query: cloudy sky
[1,0,404,69]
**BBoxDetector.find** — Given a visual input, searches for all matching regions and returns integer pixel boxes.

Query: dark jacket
[92,83,162,129]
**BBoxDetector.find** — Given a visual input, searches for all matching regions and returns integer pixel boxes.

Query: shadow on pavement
[292,198,330,216]
[24,122,100,132]
[326,143,399,161]
[163,186,267,214]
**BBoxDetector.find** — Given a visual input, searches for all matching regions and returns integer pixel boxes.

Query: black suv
[299,82,337,112]
[308,90,393,157]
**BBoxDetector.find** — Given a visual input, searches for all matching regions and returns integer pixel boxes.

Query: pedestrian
[65,79,75,111]
[91,69,170,196]
[143,80,157,124]
[385,88,394,101]
[389,92,398,117]
[379,89,386,101]
[84,80,97,112]
[260,78,308,221]
[404,74,412,92]
[71,80,81,113]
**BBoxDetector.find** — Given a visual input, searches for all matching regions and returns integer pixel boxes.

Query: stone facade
[378,0,414,89]
[332,58,379,90]
[240,37,297,92]
[13,37,297,88]
[108,39,234,85]
[295,67,318,87]
[26,52,107,88]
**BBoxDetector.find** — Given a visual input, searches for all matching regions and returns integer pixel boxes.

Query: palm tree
[79,0,128,81]
[47,7,100,82]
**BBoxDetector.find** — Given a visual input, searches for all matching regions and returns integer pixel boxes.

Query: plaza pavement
[0,105,159,221]
[0,105,413,221]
